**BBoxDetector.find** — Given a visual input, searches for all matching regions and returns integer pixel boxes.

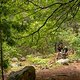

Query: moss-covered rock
[7,66,35,80]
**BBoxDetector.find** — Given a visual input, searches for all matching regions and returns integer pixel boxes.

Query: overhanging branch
[28,0,74,9]
[12,0,79,40]
[13,4,62,40]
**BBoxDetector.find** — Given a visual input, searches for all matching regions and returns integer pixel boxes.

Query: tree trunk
[0,30,4,80]
[54,42,57,53]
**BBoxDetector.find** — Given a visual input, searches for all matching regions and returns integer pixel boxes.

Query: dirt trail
[36,63,80,80]
[2,62,80,80]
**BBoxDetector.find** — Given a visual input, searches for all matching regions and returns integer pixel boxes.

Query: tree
[0,1,27,80]
[0,0,80,79]
[13,0,80,39]
[13,0,80,55]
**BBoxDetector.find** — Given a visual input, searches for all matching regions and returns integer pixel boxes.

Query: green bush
[71,36,80,59]
[27,54,49,65]
[3,59,10,69]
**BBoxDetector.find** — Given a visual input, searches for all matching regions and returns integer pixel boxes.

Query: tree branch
[48,0,79,34]
[12,0,79,40]
[28,0,74,9]
[13,5,62,40]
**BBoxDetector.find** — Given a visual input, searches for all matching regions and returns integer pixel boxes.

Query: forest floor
[1,54,80,80]
[36,62,80,80]
[2,62,80,80]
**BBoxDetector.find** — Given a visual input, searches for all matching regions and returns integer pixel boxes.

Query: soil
[2,60,80,80]
[36,63,80,80]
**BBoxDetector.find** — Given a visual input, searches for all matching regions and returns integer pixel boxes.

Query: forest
[0,0,80,80]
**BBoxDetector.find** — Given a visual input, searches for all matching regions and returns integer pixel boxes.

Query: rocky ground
[1,55,80,80]
[1,62,80,80]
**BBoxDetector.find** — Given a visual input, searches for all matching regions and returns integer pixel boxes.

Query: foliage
[27,54,49,65]
[3,59,10,69]
[71,35,80,55]
[0,0,80,48]
[0,1,80,73]
[3,42,21,58]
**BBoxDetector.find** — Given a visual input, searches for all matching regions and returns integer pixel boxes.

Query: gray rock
[20,57,26,61]
[12,57,18,62]
[56,59,69,64]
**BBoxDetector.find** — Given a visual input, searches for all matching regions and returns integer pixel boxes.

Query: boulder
[56,59,69,64]
[10,62,22,67]
[20,57,26,62]
[12,57,18,62]
[7,66,35,80]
